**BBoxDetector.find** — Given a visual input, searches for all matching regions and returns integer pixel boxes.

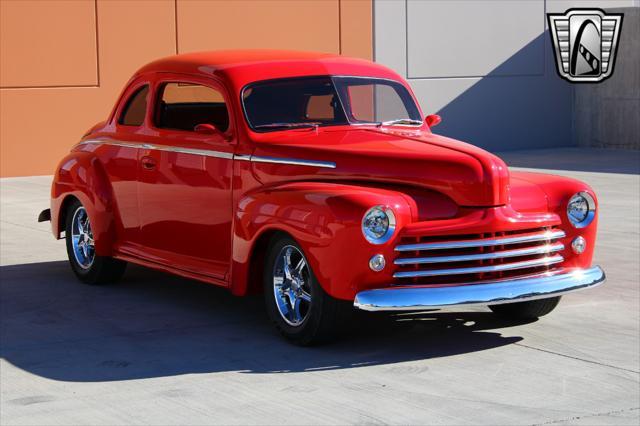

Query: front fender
[230,182,414,299]
[510,171,598,269]
[51,150,118,256]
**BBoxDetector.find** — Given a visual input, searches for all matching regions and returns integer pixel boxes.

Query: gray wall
[574,7,639,149]
[374,0,638,152]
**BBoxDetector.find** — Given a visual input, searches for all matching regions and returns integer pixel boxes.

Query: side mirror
[425,114,442,128]
[194,123,222,135]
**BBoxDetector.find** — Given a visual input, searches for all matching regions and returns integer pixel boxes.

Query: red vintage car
[40,50,605,344]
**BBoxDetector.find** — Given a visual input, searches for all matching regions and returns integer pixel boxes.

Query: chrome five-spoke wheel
[273,245,312,326]
[264,236,351,344]
[71,206,95,269]
[65,199,126,284]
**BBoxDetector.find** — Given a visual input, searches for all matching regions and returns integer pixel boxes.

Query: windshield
[242,76,422,131]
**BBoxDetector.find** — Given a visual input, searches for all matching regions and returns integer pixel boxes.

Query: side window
[119,85,149,126]
[155,82,229,132]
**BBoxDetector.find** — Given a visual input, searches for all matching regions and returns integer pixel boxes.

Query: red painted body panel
[49,50,600,301]
[249,127,508,207]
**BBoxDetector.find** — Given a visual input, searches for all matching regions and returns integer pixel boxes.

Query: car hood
[249,127,510,207]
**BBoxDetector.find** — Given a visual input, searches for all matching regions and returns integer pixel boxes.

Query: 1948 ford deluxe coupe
[40,50,605,344]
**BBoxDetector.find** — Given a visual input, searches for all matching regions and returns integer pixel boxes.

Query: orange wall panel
[0,0,372,177]
[0,0,98,88]
[339,0,373,59]
[0,88,105,177]
[97,0,176,93]
[177,0,340,53]
[0,0,176,177]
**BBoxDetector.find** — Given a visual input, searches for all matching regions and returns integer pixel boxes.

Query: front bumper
[353,266,605,311]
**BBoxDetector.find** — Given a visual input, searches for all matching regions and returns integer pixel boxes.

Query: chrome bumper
[353,266,605,312]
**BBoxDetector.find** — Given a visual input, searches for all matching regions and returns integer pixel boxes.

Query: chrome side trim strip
[79,139,335,168]
[354,266,606,311]
[80,139,233,160]
[80,139,140,149]
[393,255,564,278]
[250,155,336,169]
[395,230,566,252]
[394,243,565,265]
[157,146,233,160]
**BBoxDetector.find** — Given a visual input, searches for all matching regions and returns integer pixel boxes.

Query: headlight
[567,192,596,228]
[362,206,396,244]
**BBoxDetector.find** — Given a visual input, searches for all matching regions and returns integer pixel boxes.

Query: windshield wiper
[378,119,423,126]
[254,122,321,130]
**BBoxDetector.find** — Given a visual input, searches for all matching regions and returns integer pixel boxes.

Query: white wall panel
[374,0,637,151]
[407,0,544,78]
[374,0,407,77]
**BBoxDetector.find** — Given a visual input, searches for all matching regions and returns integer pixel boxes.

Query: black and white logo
[548,9,623,83]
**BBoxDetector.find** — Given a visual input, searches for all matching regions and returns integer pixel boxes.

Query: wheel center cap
[291,277,303,291]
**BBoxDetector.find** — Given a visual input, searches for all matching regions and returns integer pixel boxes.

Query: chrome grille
[393,227,566,284]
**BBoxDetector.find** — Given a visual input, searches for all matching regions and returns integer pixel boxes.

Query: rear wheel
[489,296,561,319]
[263,236,351,345]
[65,199,126,285]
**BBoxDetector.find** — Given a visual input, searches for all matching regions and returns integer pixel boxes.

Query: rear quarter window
[119,85,149,126]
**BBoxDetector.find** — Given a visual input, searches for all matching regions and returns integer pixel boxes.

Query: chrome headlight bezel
[567,191,596,228]
[361,206,396,245]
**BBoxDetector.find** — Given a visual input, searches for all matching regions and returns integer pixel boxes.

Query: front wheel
[489,296,561,320]
[263,236,351,345]
[65,199,127,285]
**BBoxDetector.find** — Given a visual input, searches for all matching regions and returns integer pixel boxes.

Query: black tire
[263,236,351,345]
[489,296,561,320]
[65,199,126,285]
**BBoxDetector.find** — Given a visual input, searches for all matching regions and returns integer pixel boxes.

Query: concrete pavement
[1,148,638,425]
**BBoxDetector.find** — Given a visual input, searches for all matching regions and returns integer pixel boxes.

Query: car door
[101,81,149,249]
[137,77,235,281]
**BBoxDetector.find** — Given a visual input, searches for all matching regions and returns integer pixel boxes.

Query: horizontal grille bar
[394,242,564,266]
[393,255,564,278]
[395,230,565,252]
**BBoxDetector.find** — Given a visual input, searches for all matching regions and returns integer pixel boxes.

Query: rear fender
[230,182,413,300]
[51,151,117,256]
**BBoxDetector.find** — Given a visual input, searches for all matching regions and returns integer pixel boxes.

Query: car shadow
[0,261,531,382]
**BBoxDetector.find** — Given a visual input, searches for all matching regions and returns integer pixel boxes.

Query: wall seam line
[338,0,342,54]
[94,0,100,87]
[174,0,179,54]
[0,85,100,90]
[408,73,546,80]
[371,0,376,61]
[543,0,547,77]
[405,0,409,78]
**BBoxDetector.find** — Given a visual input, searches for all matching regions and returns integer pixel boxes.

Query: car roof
[133,50,403,90]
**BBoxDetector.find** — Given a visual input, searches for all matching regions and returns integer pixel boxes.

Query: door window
[155,82,229,132]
